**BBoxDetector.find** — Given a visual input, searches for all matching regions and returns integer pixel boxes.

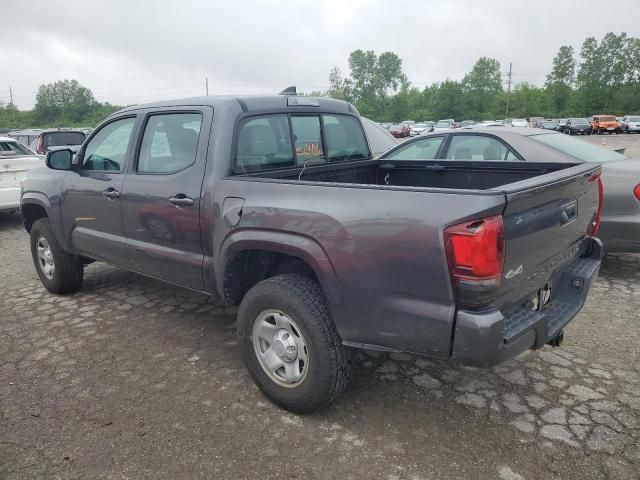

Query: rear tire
[30,218,84,294]
[237,274,351,413]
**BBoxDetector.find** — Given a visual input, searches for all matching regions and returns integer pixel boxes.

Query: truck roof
[114,95,357,116]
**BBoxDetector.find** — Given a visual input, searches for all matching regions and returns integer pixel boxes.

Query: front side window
[384,137,444,160]
[138,113,202,173]
[445,135,515,161]
[83,117,136,172]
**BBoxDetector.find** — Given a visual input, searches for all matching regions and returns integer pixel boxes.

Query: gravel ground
[1,213,639,480]
[583,131,640,158]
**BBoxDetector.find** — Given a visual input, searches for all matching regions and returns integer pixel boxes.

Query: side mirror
[46,149,73,170]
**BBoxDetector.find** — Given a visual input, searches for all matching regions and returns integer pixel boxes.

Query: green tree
[462,57,502,118]
[34,79,97,124]
[327,67,352,102]
[432,80,467,120]
[545,46,575,114]
[509,83,546,118]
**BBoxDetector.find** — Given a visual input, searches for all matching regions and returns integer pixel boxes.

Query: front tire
[30,218,84,294]
[237,274,351,413]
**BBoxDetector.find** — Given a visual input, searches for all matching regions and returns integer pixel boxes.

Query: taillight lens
[587,173,603,236]
[634,183,640,202]
[36,137,45,155]
[445,215,505,279]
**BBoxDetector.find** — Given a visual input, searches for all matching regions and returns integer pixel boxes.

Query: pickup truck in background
[21,91,603,413]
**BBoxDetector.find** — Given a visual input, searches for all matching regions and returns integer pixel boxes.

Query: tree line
[1,31,639,129]
[0,80,122,130]
[327,32,640,122]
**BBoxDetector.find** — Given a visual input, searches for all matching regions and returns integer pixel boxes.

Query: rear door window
[445,135,517,161]
[383,137,444,160]
[138,113,202,173]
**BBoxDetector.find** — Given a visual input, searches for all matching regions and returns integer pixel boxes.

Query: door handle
[102,188,120,200]
[168,195,194,207]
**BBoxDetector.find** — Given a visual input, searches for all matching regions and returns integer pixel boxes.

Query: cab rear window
[235,113,370,172]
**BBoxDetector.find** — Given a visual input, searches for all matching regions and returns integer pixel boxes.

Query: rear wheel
[237,274,351,413]
[30,218,84,293]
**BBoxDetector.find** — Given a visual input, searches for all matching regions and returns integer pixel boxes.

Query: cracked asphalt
[1,212,639,480]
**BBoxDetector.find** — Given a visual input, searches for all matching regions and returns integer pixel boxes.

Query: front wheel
[237,274,351,413]
[30,218,84,293]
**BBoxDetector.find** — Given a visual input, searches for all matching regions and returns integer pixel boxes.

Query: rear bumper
[0,187,20,212]
[451,238,603,367]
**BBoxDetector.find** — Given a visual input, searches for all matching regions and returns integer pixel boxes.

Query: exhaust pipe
[547,330,564,348]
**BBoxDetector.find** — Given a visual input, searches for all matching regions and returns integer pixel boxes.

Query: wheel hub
[272,329,298,362]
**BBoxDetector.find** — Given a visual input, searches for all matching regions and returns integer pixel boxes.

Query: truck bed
[240,159,578,191]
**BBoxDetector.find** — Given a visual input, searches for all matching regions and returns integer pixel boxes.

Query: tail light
[587,173,603,236]
[634,183,640,202]
[444,215,505,306]
[35,137,45,155]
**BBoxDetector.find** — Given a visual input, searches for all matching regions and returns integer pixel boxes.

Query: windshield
[0,141,33,155]
[570,118,588,124]
[43,132,86,148]
[530,133,626,162]
[599,116,616,122]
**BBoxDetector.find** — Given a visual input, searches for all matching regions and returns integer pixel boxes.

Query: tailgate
[495,163,601,308]
[0,157,44,189]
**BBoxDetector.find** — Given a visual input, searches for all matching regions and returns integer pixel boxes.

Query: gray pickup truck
[21,93,603,412]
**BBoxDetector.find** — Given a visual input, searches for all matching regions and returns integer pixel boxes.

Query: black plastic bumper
[451,238,603,367]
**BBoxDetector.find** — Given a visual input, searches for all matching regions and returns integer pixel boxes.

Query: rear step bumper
[451,237,603,367]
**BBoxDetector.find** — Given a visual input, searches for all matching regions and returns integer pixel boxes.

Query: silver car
[379,128,640,252]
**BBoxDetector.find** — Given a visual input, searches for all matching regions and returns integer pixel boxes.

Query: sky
[2,0,640,109]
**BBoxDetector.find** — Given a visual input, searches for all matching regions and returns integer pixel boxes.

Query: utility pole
[505,63,512,119]
[205,77,209,96]
[9,87,16,124]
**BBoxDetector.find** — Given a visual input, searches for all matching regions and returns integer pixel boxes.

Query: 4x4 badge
[504,264,523,280]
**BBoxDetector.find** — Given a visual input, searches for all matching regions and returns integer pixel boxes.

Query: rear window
[235,113,370,172]
[570,118,588,124]
[43,132,85,148]
[598,116,616,122]
[530,133,625,162]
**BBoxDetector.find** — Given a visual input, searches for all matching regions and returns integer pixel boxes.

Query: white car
[509,118,529,127]
[0,137,44,215]
[410,123,428,136]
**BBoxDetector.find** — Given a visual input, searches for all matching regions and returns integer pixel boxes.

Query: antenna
[279,86,297,96]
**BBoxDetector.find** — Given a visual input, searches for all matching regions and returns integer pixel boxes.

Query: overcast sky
[2,0,640,109]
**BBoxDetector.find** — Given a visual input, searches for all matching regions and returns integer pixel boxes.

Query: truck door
[121,107,212,290]
[60,116,138,266]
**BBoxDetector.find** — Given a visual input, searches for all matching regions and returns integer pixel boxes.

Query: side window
[384,137,444,160]
[236,115,294,171]
[291,116,323,163]
[322,115,370,161]
[83,117,136,172]
[138,113,202,173]
[445,135,514,161]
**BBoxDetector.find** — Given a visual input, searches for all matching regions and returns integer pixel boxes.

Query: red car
[388,124,411,138]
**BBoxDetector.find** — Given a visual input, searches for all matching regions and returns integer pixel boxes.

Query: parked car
[30,129,87,155]
[538,121,558,130]
[360,117,399,157]
[21,93,602,412]
[505,118,528,127]
[392,128,637,252]
[564,118,592,135]
[529,117,545,128]
[592,115,620,135]
[0,137,44,216]
[410,123,429,136]
[388,123,411,138]
[433,121,453,131]
[620,115,640,133]
[460,120,475,128]
[422,121,435,133]
[556,119,568,133]
[8,129,45,147]
[402,120,415,127]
